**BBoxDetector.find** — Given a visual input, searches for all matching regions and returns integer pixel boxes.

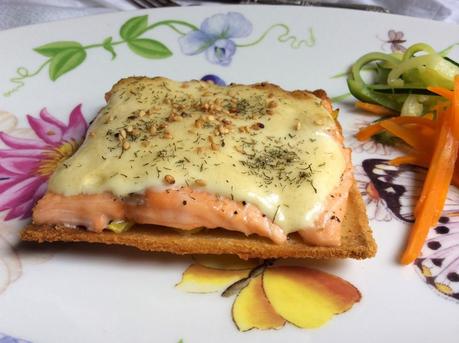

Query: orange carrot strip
[379,121,430,151]
[355,116,436,141]
[454,76,459,139]
[355,124,384,141]
[386,116,436,127]
[423,112,435,120]
[428,86,453,101]
[389,155,430,168]
[355,101,398,116]
[401,106,458,265]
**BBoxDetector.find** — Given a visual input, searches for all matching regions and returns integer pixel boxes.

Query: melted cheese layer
[48,78,346,234]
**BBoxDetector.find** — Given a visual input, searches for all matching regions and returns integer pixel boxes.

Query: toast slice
[22,77,376,259]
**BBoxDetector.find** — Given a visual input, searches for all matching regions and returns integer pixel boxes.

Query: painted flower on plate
[0,332,30,343]
[176,255,361,331]
[0,105,88,220]
[200,74,226,86]
[179,12,252,66]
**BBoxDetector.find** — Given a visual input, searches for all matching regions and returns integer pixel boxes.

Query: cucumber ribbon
[347,43,459,115]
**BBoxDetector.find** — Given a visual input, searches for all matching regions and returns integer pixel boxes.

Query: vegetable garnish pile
[347,43,459,265]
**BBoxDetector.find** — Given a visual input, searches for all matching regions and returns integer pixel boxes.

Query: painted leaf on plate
[48,48,87,81]
[102,37,116,59]
[120,15,148,41]
[263,266,361,328]
[176,263,250,293]
[232,275,285,331]
[33,41,83,57]
[127,39,172,59]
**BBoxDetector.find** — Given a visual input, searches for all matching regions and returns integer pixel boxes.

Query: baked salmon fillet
[21,77,376,259]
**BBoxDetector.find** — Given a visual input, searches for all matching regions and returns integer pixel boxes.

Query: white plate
[0,5,458,343]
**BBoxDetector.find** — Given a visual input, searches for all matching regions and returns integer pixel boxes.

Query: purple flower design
[179,12,252,66]
[0,332,30,343]
[0,105,88,221]
[200,74,226,86]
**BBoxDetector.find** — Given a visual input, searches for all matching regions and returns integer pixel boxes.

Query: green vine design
[3,14,315,97]
[236,24,315,49]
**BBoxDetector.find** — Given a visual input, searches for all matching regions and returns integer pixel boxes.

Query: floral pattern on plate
[4,12,315,97]
[179,12,253,66]
[378,30,407,52]
[0,107,87,298]
[356,158,459,302]
[0,105,88,220]
[0,332,30,343]
[176,255,361,331]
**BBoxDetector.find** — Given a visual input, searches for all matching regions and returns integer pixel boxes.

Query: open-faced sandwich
[21,77,376,259]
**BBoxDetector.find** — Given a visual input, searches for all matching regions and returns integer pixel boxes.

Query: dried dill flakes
[239,141,317,189]
[155,148,176,161]
[236,99,250,114]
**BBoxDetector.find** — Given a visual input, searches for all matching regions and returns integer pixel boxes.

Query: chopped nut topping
[234,145,245,154]
[314,118,324,126]
[218,125,229,134]
[295,120,301,131]
[164,174,175,184]
[131,128,140,137]
[238,126,250,133]
[163,131,173,139]
[251,122,264,130]
[194,179,206,187]
[122,141,130,150]
[194,119,204,129]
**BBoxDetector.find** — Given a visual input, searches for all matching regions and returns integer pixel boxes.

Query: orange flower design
[176,256,361,331]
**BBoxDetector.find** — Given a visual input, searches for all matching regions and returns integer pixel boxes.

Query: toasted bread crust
[21,181,376,260]
[105,76,329,104]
